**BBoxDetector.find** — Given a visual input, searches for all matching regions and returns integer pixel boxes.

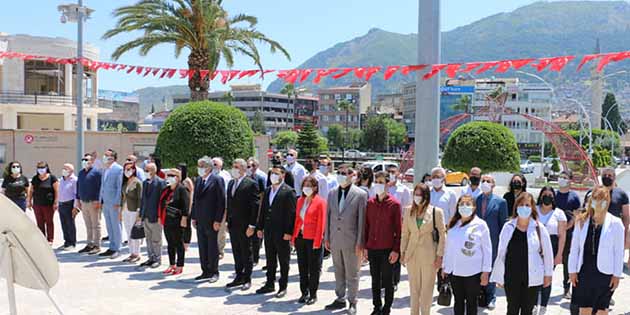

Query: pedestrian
[27,161,59,245]
[1,161,29,211]
[291,175,326,305]
[159,168,190,276]
[285,149,307,197]
[491,192,554,315]
[255,162,296,298]
[125,154,146,181]
[555,170,581,300]
[176,163,194,251]
[307,157,330,205]
[121,162,143,263]
[324,165,367,315]
[320,157,338,195]
[57,163,78,251]
[385,165,411,292]
[442,194,492,315]
[247,157,267,267]
[191,156,225,282]
[267,152,295,188]
[475,174,508,310]
[225,159,259,290]
[365,171,402,315]
[503,174,527,215]
[149,154,165,179]
[98,149,124,258]
[429,167,457,225]
[535,186,567,314]
[76,153,102,255]
[213,157,231,261]
[356,166,375,198]
[463,167,482,199]
[569,186,624,315]
[139,163,166,269]
[400,183,446,315]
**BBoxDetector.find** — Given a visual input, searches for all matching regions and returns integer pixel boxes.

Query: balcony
[0,91,96,107]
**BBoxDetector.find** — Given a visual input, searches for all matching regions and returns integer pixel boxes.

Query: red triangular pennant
[383,66,401,81]
[422,64,447,80]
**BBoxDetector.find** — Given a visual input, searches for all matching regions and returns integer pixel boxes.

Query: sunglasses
[288,153,295,157]
[166,174,176,178]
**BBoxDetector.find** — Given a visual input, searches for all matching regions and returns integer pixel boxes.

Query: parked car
[344,149,367,158]
[445,169,469,186]
[404,168,414,182]
[520,159,535,174]
[361,161,399,173]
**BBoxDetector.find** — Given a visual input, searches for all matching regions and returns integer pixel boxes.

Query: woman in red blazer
[292,175,327,305]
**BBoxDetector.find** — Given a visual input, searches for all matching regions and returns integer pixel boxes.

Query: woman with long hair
[121,162,143,263]
[159,169,190,275]
[27,161,59,244]
[177,163,194,251]
[569,186,624,315]
[401,183,446,315]
[442,195,492,315]
[491,192,554,315]
[502,174,527,216]
[1,161,30,211]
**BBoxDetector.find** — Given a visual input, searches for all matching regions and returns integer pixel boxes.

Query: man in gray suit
[324,164,368,315]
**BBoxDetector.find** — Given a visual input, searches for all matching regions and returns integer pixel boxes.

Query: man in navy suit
[475,174,508,310]
[99,149,123,258]
[191,156,226,283]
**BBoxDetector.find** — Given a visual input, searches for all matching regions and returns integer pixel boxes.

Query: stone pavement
[1,187,630,314]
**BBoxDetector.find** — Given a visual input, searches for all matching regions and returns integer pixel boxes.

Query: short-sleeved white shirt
[537,206,567,236]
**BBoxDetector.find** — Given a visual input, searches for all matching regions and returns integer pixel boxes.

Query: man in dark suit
[475,174,508,310]
[225,159,260,290]
[255,162,297,298]
[191,156,226,283]
[139,163,165,268]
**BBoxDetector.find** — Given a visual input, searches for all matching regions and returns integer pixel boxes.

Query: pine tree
[602,93,626,133]
[250,111,266,134]
[297,122,321,157]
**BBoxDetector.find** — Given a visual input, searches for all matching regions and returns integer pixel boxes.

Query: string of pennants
[1,50,629,85]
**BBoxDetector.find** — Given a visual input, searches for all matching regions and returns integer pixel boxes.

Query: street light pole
[567,98,594,159]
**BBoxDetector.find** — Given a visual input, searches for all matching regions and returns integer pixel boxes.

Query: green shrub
[442,121,520,173]
[551,159,561,173]
[155,101,254,175]
[529,155,541,163]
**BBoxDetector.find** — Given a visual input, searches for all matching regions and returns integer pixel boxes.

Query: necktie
[481,197,488,218]
[339,191,346,213]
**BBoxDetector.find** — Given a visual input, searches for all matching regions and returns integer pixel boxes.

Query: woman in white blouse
[442,195,492,315]
[534,186,567,314]
[490,192,554,315]
[569,186,624,315]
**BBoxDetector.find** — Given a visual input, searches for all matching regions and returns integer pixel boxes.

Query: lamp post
[566,98,594,159]
[602,101,619,125]
[59,1,93,168]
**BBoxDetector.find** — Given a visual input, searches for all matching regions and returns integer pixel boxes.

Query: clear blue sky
[1,0,541,92]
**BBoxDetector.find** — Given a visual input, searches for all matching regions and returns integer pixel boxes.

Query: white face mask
[230,168,241,179]
[558,178,570,188]
[337,175,348,186]
[270,173,281,185]
[37,168,47,175]
[432,178,443,189]
[197,167,207,177]
[303,187,314,197]
[458,205,474,218]
[424,180,432,188]
[166,177,176,186]
[413,195,423,205]
[102,156,111,164]
[373,183,386,196]
[389,173,397,183]
[517,206,532,219]
[286,155,296,164]
[62,169,70,177]
[81,160,90,169]
[246,168,253,176]
[592,200,608,212]
[10,166,20,175]
[319,165,328,174]
[125,170,134,178]
[480,181,492,193]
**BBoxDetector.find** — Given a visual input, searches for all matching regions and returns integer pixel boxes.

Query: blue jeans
[58,201,76,246]
[485,282,496,304]
[103,205,122,251]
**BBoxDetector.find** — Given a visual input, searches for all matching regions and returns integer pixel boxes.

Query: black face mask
[305,163,314,172]
[510,181,523,191]
[602,176,614,187]
[469,176,480,186]
[542,195,554,206]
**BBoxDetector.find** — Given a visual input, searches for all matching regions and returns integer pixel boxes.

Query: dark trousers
[264,231,290,290]
[368,249,394,311]
[505,282,540,315]
[33,205,55,242]
[229,225,253,282]
[183,216,192,244]
[451,273,481,315]
[9,197,26,211]
[251,234,262,264]
[563,231,572,291]
[197,223,219,276]
[164,224,185,267]
[295,234,323,297]
[58,201,76,246]
[393,261,401,286]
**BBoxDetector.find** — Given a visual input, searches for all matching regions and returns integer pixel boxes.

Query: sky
[1,0,544,92]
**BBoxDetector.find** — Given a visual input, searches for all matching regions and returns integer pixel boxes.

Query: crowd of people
[2,148,629,315]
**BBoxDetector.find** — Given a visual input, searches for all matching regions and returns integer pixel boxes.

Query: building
[402,83,416,138]
[374,91,404,114]
[98,90,140,131]
[0,33,110,130]
[317,82,371,132]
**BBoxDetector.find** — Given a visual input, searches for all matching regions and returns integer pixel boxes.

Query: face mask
[602,176,614,187]
[517,206,532,219]
[197,168,206,177]
[287,156,296,164]
[480,182,492,193]
[270,173,281,185]
[37,168,47,175]
[81,161,89,169]
[246,168,253,176]
[102,156,110,164]
[592,200,608,212]
[469,176,480,186]
[125,170,134,178]
[166,177,176,186]
[458,205,474,218]
[389,174,397,183]
[542,195,553,206]
[424,180,433,188]
[319,166,328,174]
[303,187,313,196]
[10,166,20,175]
[413,196,423,205]
[230,168,241,179]
[373,183,386,196]
[432,178,443,189]
[305,163,314,172]
[212,169,219,175]
[558,178,570,188]
[337,175,348,186]
[62,169,70,177]
[510,181,523,191]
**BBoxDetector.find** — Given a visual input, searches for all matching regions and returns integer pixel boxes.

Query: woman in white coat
[490,192,554,315]
[569,186,624,315]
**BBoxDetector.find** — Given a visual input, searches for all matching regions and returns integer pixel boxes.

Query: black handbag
[130,224,145,240]
[477,286,488,307]
[437,279,453,306]
[432,207,440,243]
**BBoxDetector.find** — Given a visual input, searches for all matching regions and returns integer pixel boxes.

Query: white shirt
[312,171,329,203]
[462,186,482,199]
[430,188,458,224]
[443,216,493,277]
[286,162,307,196]
[537,206,567,235]
[388,182,412,211]
[255,168,268,183]
[568,213,625,277]
[269,184,282,206]
[490,218,554,287]
[325,173,339,193]
[299,200,310,231]
[231,176,245,196]
[217,170,232,194]
[359,185,377,199]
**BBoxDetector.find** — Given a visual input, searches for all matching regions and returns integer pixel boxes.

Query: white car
[520,159,534,174]
[344,149,367,158]
[361,161,399,173]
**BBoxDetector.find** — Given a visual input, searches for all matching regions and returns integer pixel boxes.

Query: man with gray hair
[139,162,165,268]
[213,157,232,260]
[429,167,458,224]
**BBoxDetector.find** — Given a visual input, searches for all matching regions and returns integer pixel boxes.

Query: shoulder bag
[432,206,440,243]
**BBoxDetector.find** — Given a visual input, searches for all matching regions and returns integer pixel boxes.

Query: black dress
[573,219,613,310]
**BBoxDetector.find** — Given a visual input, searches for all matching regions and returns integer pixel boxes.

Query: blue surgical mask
[458,205,474,218]
[517,206,532,219]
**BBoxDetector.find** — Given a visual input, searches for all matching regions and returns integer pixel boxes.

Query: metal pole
[76,0,85,168]
[414,0,440,183]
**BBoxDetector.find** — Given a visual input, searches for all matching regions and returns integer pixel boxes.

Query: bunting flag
[0,50,629,85]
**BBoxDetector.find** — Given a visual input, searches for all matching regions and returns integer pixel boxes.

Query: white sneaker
[538,306,547,315]
[532,306,539,315]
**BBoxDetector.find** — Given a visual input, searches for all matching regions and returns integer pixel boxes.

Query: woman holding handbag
[442,195,492,315]
[158,169,190,276]
[400,183,446,315]
[121,162,143,263]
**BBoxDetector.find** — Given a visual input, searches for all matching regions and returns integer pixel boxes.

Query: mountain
[267,1,630,96]
[135,85,190,117]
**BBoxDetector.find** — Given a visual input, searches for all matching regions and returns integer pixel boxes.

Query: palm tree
[222,91,233,105]
[450,95,472,113]
[103,0,290,101]
[280,84,295,130]
[336,99,355,160]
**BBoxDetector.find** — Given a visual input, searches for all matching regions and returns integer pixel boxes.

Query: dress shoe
[172,267,183,276]
[78,245,93,253]
[348,303,357,315]
[298,294,309,303]
[275,289,287,298]
[139,260,153,267]
[324,300,346,310]
[195,273,211,281]
[241,282,251,291]
[370,307,382,315]
[98,249,115,257]
[226,280,243,288]
[102,236,109,241]
[208,274,219,283]
[87,247,101,255]
[306,297,317,305]
[256,285,275,294]
[563,289,571,299]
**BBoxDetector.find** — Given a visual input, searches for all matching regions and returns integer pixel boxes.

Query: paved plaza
[2,186,630,315]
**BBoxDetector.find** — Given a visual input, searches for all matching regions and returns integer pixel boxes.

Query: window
[334,94,341,100]
[24,61,66,95]
[345,93,353,100]
[336,115,341,122]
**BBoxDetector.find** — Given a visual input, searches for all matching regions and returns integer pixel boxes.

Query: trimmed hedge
[155,101,254,175]
[442,121,520,173]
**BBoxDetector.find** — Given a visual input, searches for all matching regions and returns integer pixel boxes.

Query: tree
[103,0,290,101]
[442,121,520,172]
[565,129,621,156]
[222,91,234,105]
[280,84,296,130]
[602,93,627,133]
[326,124,344,149]
[450,95,472,113]
[551,159,561,173]
[383,118,407,149]
[361,115,388,152]
[250,110,266,135]
[336,99,355,150]
[155,101,253,175]
[346,128,363,150]
[592,145,612,168]
[271,130,298,150]
[297,122,323,157]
